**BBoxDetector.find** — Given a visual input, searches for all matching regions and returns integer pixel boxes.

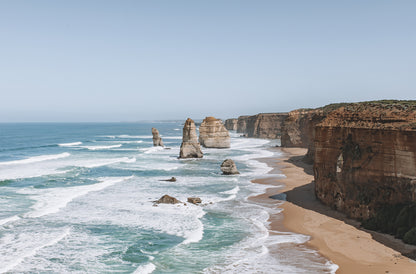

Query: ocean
[0,122,337,273]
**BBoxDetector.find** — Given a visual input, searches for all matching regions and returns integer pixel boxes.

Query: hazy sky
[1,1,415,122]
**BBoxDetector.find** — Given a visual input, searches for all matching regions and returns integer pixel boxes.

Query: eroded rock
[152,128,164,147]
[221,159,240,175]
[198,117,230,148]
[179,118,203,158]
[159,177,177,182]
[187,197,202,204]
[155,195,180,204]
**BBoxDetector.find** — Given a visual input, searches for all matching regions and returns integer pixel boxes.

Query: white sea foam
[76,157,136,168]
[133,263,156,274]
[81,144,122,150]
[0,152,70,166]
[0,215,21,226]
[161,136,182,139]
[220,186,240,195]
[0,227,71,273]
[58,142,82,147]
[19,177,131,218]
[108,140,143,144]
[0,165,68,181]
[139,146,165,154]
[118,135,153,139]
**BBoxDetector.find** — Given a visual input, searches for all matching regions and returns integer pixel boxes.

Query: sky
[1,0,415,122]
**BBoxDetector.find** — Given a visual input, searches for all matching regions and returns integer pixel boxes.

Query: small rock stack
[152,128,164,147]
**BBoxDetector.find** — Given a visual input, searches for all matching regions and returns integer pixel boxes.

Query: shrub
[403,227,416,245]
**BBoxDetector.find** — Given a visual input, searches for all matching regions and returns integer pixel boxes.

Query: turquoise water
[0,123,337,273]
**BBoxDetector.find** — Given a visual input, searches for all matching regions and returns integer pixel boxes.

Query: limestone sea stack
[198,117,230,148]
[179,118,203,158]
[220,159,240,175]
[152,128,164,147]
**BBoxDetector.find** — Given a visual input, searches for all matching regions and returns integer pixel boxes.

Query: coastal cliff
[237,113,288,139]
[237,116,249,134]
[281,109,321,148]
[224,119,238,131]
[313,102,416,221]
[229,100,416,245]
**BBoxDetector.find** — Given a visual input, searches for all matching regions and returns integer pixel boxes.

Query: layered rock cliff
[224,119,238,131]
[198,117,230,148]
[237,113,288,139]
[179,118,203,158]
[237,116,249,134]
[313,102,416,220]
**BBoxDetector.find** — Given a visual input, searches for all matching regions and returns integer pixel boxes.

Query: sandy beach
[252,147,416,274]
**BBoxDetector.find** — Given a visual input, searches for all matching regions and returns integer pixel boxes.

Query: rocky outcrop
[221,159,240,175]
[313,101,416,220]
[179,118,203,158]
[224,119,238,131]
[198,117,230,148]
[156,195,180,204]
[159,177,176,182]
[152,128,164,147]
[187,197,202,204]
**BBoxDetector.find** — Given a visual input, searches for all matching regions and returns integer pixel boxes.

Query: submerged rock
[155,195,180,204]
[198,117,230,148]
[187,197,202,204]
[159,177,177,182]
[152,128,164,147]
[220,159,240,175]
[179,118,203,158]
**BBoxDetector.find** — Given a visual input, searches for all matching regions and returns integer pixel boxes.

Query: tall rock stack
[151,128,164,147]
[179,118,203,158]
[199,117,230,148]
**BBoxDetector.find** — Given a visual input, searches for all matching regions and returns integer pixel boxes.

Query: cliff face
[313,102,416,219]
[224,119,238,131]
[281,109,322,148]
[237,116,249,133]
[238,113,288,139]
[199,117,230,148]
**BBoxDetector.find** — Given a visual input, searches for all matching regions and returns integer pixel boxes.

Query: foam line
[58,142,82,147]
[133,263,156,274]
[81,144,122,150]
[0,228,71,273]
[0,215,21,226]
[0,153,70,166]
[20,177,131,218]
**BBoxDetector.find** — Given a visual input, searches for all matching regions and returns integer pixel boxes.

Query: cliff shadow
[276,181,416,260]
[284,154,314,176]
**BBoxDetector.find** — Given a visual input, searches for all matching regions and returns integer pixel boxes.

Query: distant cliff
[224,119,238,131]
[236,113,288,139]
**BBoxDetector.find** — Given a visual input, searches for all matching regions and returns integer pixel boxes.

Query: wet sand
[251,147,416,274]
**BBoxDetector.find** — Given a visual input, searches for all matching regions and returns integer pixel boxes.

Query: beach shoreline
[250,147,416,274]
